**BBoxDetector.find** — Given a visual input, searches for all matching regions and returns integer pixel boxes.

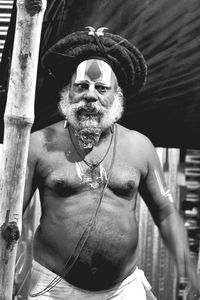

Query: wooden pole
[0,0,46,299]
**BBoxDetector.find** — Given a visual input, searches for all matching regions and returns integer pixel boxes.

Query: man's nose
[84,85,98,102]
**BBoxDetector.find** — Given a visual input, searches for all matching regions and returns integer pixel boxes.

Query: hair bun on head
[42,27,147,97]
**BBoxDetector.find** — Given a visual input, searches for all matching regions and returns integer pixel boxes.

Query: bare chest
[37,154,141,200]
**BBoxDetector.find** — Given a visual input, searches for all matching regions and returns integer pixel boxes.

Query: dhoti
[28,260,157,299]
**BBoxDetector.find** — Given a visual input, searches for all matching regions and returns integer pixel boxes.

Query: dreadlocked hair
[42,29,147,97]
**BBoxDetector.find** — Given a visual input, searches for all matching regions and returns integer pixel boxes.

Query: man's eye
[76,83,88,91]
[95,85,108,93]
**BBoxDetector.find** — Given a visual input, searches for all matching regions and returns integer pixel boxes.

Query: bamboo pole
[0,1,46,299]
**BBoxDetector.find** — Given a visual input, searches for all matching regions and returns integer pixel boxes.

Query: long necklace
[68,125,115,188]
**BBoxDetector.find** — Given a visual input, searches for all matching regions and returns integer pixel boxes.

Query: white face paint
[75,59,113,87]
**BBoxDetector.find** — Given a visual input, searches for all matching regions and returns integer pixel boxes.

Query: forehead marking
[75,59,112,85]
[87,60,101,80]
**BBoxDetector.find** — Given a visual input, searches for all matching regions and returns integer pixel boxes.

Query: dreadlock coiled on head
[42,28,147,97]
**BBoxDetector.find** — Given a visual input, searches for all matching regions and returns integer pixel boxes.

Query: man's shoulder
[29,121,64,154]
[117,124,154,148]
[117,124,156,175]
[31,121,64,140]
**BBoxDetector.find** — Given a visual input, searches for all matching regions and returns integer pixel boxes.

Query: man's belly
[33,193,138,291]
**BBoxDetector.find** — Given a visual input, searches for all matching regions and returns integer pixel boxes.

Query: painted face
[69,59,118,107]
[59,59,124,136]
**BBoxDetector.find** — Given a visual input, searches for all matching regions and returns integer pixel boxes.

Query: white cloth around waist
[28,260,157,300]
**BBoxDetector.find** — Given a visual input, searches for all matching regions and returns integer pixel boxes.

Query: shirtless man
[25,28,200,299]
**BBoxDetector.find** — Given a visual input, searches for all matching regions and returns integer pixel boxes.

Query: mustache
[75,103,106,116]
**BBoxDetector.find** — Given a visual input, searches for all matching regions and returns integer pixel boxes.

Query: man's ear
[116,86,123,97]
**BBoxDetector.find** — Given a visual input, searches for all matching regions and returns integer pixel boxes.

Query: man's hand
[179,267,200,300]
[187,270,200,299]
[183,283,200,300]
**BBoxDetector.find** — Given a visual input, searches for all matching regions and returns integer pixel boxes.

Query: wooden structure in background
[0,0,46,299]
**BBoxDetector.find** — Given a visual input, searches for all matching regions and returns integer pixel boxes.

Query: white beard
[58,87,124,149]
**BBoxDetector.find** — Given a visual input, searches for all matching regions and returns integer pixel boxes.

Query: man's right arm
[23,132,40,213]
[138,135,200,295]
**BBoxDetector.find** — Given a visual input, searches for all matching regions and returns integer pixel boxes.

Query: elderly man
[25,28,199,299]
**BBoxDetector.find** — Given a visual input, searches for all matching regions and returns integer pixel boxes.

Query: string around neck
[68,124,115,169]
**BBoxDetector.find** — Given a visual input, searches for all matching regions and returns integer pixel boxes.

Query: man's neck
[68,124,114,153]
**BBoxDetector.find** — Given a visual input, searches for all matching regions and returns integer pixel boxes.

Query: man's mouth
[76,107,103,118]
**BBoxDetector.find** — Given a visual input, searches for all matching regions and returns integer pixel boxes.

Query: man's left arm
[138,138,200,294]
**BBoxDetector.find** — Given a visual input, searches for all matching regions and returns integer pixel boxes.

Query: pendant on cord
[75,162,108,189]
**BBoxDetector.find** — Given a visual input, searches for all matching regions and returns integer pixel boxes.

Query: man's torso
[27,122,148,290]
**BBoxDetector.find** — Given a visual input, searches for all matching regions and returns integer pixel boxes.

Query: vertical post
[0,0,46,299]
